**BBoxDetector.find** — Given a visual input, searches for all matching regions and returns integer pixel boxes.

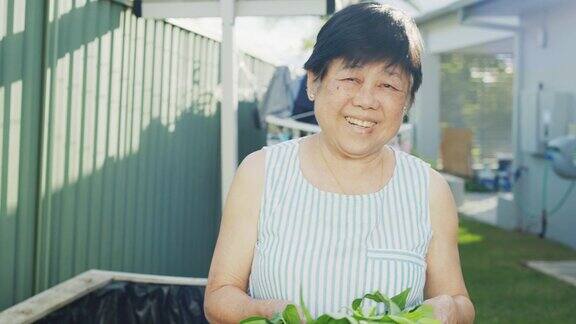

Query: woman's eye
[380,83,398,90]
[343,78,357,82]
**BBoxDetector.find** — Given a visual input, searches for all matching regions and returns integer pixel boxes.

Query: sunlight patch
[458,227,484,244]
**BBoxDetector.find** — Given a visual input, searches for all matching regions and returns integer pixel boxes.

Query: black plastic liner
[36,280,209,324]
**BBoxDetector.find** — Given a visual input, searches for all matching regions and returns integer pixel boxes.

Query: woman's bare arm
[424,169,476,324]
[204,150,287,323]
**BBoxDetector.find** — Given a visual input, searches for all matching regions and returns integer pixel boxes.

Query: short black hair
[303,2,423,106]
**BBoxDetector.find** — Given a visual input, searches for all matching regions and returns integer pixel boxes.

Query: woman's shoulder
[261,137,300,152]
[238,138,301,180]
[238,149,266,178]
[251,138,301,167]
[393,147,432,170]
[394,149,451,203]
[229,150,266,216]
[233,140,297,212]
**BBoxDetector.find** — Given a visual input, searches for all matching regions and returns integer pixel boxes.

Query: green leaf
[415,304,435,316]
[345,316,360,324]
[315,314,332,324]
[391,288,411,310]
[366,291,386,304]
[286,288,437,324]
[388,315,416,324]
[283,304,302,324]
[355,292,386,315]
[374,291,387,302]
[315,313,349,324]
[380,315,396,322]
[239,316,270,324]
[270,312,285,324]
[352,290,410,317]
[415,319,441,324]
[364,314,390,322]
[328,319,349,324]
[388,300,402,316]
[375,291,394,313]
[411,305,435,319]
[352,298,362,311]
[352,306,365,319]
[367,319,396,324]
[368,306,378,317]
[399,305,438,323]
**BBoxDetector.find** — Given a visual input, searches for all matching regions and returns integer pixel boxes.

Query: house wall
[411,52,441,163]
[414,12,513,163]
[515,0,576,248]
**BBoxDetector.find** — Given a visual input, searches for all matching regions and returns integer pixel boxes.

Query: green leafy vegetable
[283,305,303,323]
[241,287,440,324]
[391,288,410,310]
[240,316,270,324]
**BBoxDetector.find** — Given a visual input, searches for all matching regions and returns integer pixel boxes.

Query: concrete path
[458,192,498,225]
[525,260,576,288]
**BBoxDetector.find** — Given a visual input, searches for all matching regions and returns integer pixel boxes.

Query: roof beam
[237,0,327,17]
[136,0,336,18]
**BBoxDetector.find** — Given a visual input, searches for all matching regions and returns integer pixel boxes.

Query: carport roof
[416,0,571,25]
[133,0,361,18]
[415,0,484,24]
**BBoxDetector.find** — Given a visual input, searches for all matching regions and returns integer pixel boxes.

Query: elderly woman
[204,2,475,323]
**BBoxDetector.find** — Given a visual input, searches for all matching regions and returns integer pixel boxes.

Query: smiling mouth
[345,116,376,128]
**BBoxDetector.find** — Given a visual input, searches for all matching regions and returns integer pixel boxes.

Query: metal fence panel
[0,0,45,310]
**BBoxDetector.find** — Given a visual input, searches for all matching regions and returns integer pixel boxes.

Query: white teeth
[345,116,376,128]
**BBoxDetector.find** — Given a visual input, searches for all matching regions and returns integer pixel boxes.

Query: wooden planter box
[0,270,208,324]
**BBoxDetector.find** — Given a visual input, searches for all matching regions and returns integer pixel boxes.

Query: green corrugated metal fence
[0,0,45,310]
[0,0,275,311]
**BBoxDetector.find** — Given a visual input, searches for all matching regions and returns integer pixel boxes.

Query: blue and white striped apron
[248,136,433,317]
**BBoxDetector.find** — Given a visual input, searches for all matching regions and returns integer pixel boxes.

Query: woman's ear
[306,70,319,101]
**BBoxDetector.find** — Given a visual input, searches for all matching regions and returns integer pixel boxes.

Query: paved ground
[525,260,576,288]
[458,192,498,225]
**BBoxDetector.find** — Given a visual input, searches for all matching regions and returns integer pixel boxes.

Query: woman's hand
[423,294,459,324]
[265,299,307,323]
[266,299,292,317]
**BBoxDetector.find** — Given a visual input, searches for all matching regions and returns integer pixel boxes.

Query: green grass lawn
[458,216,576,323]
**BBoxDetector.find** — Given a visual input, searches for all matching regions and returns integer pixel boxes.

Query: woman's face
[307,58,410,157]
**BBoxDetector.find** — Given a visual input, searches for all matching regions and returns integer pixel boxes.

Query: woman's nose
[351,84,377,110]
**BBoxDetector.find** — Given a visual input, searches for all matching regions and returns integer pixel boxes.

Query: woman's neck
[315,133,387,173]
